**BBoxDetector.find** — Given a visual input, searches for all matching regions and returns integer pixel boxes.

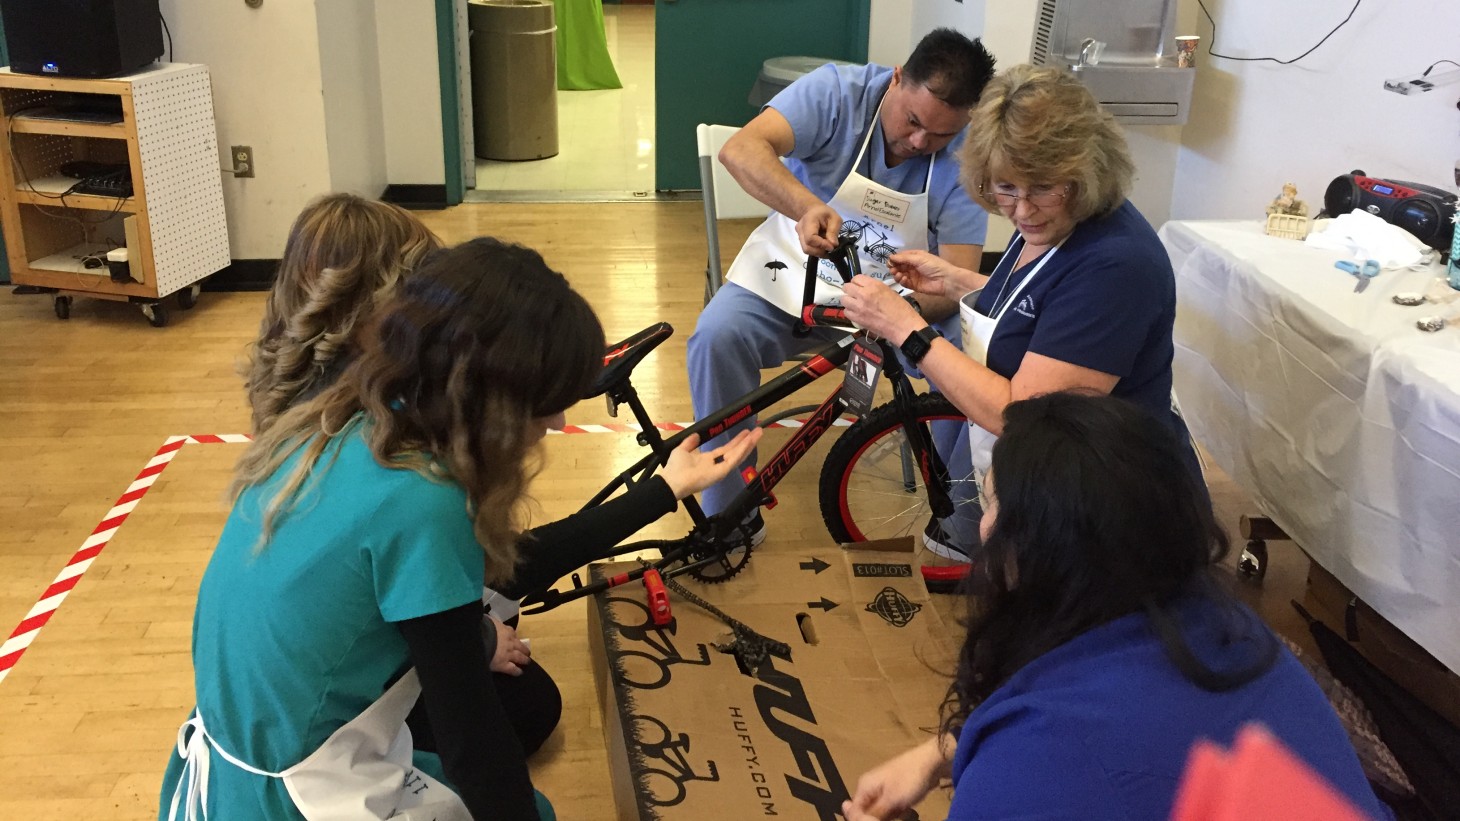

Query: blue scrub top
[766,62,988,253]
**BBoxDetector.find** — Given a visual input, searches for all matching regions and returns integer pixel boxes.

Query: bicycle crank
[683,525,755,584]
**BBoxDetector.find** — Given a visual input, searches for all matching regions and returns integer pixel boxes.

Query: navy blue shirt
[976,200,1179,433]
[947,597,1390,820]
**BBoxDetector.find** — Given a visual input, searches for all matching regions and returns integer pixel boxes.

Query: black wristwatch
[899,325,941,365]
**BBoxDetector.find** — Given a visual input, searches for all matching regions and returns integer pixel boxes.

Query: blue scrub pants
[687,282,978,547]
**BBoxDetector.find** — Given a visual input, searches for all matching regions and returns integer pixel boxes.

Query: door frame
[434,0,465,205]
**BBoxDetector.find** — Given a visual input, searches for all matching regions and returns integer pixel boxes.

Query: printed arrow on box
[806,597,839,611]
[799,558,830,574]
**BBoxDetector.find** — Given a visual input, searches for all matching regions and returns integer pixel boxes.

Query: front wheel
[819,393,977,545]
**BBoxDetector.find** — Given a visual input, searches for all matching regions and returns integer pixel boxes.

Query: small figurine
[1266,182,1308,218]
[1264,182,1311,240]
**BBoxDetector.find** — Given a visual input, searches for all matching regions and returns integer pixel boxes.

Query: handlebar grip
[801,304,850,327]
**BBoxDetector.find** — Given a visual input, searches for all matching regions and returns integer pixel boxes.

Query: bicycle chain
[660,572,790,670]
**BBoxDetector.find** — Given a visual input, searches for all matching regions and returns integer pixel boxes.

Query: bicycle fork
[879,338,957,524]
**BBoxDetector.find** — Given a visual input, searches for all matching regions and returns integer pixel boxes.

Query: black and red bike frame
[519,237,956,613]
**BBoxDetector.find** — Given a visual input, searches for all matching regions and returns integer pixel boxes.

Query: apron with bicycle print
[726,95,931,315]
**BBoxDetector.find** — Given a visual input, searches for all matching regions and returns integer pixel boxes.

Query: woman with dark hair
[843,392,1387,821]
[159,239,754,821]
[237,198,760,773]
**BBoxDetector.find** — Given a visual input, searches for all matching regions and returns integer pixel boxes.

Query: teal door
[0,14,9,284]
[654,0,869,191]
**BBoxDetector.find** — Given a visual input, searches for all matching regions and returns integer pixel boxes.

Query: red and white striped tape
[0,435,250,684]
[0,417,837,685]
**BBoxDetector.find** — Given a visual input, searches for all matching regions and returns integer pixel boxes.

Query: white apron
[168,669,470,821]
[726,96,933,316]
[959,238,1063,474]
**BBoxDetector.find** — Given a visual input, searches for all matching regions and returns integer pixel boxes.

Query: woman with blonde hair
[233,198,759,775]
[841,64,1202,484]
[163,239,604,820]
[244,193,441,432]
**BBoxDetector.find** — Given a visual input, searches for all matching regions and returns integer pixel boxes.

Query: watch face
[901,327,935,363]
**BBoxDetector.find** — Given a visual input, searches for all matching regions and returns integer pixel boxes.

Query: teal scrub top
[159,419,485,820]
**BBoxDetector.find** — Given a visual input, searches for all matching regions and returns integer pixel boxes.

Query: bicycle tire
[819,393,975,544]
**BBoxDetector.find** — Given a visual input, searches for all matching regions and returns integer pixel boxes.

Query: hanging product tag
[841,339,883,418]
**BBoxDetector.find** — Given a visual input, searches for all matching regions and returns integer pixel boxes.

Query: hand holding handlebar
[797,204,844,257]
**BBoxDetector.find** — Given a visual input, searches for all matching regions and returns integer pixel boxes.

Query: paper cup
[1175,35,1200,68]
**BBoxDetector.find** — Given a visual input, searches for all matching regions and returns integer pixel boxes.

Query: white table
[1160,220,1460,675]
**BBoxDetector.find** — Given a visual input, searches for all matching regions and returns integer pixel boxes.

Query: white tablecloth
[1161,220,1460,675]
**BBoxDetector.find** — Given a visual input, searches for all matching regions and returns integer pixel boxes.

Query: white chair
[696,123,767,302]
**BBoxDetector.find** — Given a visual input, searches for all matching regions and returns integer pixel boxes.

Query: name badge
[859,190,910,225]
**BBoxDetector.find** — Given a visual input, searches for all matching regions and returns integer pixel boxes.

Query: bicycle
[519,236,973,614]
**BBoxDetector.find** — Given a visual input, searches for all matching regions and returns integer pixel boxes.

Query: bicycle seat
[587,322,674,398]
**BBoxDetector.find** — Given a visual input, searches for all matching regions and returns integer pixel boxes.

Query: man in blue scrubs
[687,29,996,551]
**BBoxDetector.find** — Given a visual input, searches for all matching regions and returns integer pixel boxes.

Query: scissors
[1335,259,1380,293]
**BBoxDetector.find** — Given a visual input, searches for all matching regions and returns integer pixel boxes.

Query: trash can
[747,56,861,108]
[469,0,559,161]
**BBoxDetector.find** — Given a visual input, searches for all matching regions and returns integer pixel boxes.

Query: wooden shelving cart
[0,63,230,326]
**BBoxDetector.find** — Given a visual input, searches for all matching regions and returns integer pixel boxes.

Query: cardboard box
[588,543,959,821]
[1303,562,1460,730]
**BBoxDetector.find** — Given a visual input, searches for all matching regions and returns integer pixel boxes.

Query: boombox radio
[1323,171,1456,253]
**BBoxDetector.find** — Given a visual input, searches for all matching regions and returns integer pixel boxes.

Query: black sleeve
[499,476,678,598]
[398,603,541,821]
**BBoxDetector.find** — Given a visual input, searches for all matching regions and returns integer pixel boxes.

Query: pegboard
[129,64,230,297]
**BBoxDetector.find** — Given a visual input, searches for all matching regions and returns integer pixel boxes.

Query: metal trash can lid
[760,56,860,83]
[467,0,554,32]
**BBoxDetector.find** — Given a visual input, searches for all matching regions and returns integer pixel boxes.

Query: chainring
[684,527,755,584]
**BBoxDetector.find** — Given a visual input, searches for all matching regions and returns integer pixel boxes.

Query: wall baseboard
[381,184,450,211]
[202,259,280,292]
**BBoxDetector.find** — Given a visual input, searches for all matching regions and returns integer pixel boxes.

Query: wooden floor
[0,201,1315,819]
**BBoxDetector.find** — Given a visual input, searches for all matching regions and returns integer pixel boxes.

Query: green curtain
[552,0,621,90]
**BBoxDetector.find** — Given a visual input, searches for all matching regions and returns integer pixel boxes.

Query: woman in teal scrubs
[162,239,603,821]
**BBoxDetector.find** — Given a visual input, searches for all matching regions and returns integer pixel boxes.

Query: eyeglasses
[981,183,1071,209]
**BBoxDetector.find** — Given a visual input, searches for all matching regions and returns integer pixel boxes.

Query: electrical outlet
[231,145,255,178]
[1383,68,1460,96]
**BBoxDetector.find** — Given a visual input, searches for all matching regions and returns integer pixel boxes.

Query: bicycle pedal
[643,568,672,626]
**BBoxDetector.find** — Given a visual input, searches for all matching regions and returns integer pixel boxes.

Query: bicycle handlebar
[801,304,850,327]
[796,233,861,336]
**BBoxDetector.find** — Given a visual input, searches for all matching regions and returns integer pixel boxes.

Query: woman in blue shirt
[842,392,1388,820]
[841,64,1200,484]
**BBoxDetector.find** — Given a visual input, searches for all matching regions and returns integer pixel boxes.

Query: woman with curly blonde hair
[244,193,440,432]
[842,64,1201,490]
[166,236,759,821]
[164,239,603,821]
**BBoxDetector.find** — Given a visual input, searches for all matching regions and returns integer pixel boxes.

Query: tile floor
[472,4,655,198]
